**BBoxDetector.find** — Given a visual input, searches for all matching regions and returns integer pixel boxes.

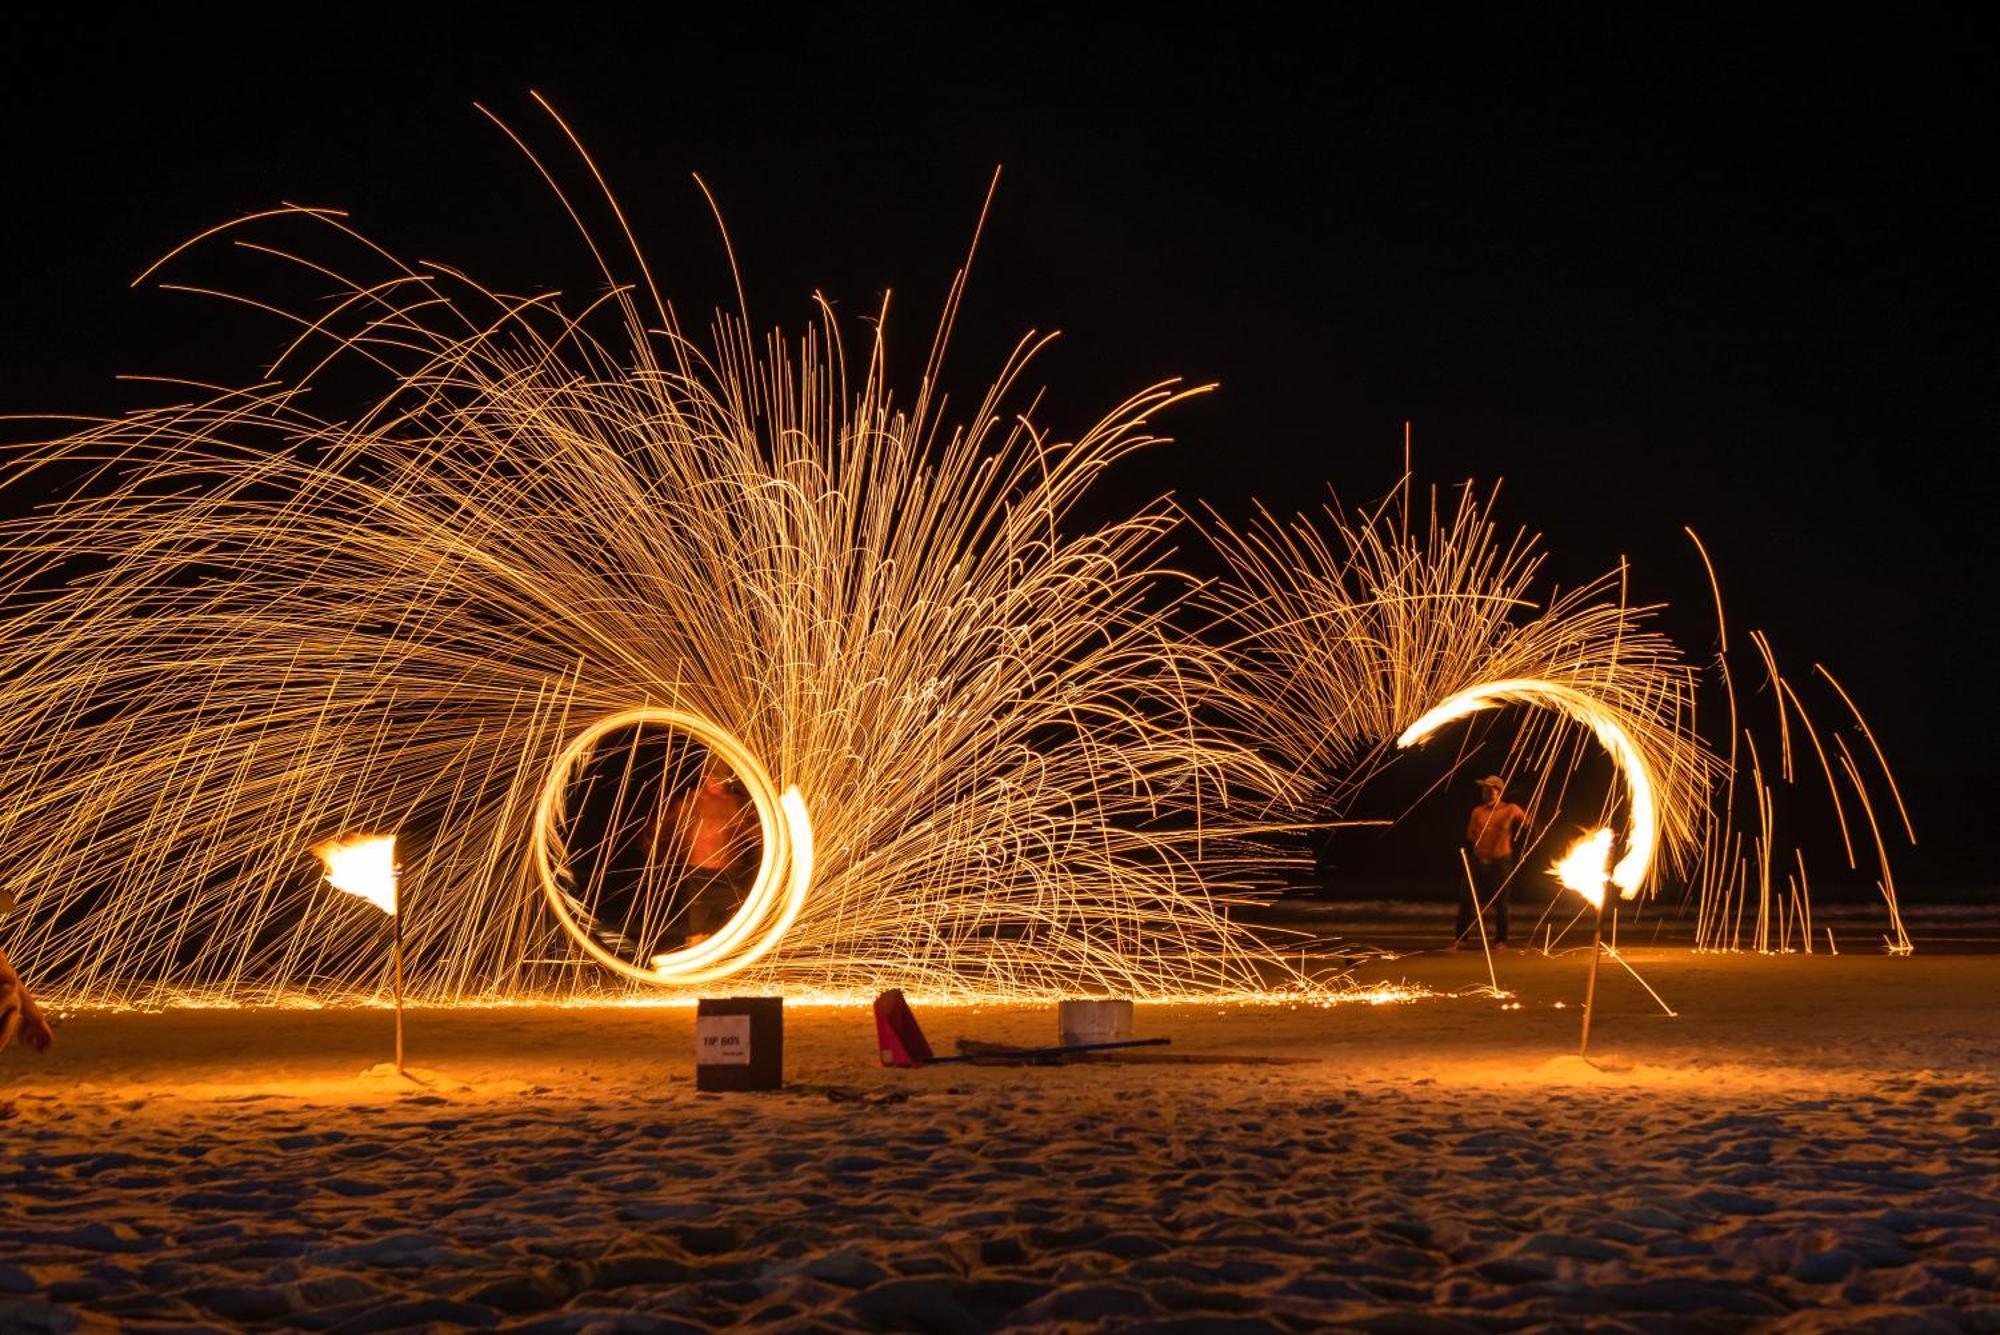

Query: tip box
[695,996,783,1091]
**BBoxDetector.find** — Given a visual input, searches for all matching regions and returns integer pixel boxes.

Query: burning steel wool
[0,106,1312,1006]
[1205,481,1913,951]
[1205,482,1713,889]
[1400,680,1672,902]
[0,108,1913,1008]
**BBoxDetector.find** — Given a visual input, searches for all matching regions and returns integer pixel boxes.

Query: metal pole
[391,902,405,1076]
[1578,892,1607,1060]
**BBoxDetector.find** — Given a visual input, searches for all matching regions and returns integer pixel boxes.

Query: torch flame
[313,834,398,915]
[1551,827,1616,909]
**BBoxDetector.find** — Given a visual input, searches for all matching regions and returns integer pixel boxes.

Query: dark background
[3,11,1992,892]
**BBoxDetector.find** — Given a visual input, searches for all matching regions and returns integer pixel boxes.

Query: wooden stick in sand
[1459,848,1501,995]
[391,898,406,1076]
[1578,893,1607,1060]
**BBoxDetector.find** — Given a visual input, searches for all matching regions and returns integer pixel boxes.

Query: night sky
[3,13,1993,889]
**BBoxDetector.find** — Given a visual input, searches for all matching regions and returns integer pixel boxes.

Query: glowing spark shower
[0,106,1307,1006]
[1682,530,1915,954]
[0,108,1917,1006]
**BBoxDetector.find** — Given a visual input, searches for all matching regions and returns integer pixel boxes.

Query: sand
[3,947,1997,1332]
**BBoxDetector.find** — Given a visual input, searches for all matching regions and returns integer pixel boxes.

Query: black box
[694,996,784,1091]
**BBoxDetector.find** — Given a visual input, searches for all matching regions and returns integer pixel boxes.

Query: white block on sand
[1058,998,1134,1045]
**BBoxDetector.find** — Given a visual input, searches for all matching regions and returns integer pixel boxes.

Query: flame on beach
[312,835,399,916]
[1550,827,1617,909]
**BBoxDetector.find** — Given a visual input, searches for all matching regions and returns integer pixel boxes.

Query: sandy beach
[4,946,1997,1332]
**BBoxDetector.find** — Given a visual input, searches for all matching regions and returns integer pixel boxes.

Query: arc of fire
[1396,678,1659,904]
[531,707,814,986]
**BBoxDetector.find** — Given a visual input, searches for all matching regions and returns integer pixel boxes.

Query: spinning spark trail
[1208,482,1911,949]
[1399,679,1661,900]
[529,706,814,987]
[1206,482,1713,896]
[0,108,1310,1006]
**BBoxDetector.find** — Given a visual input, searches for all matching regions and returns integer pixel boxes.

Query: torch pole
[391,899,405,1076]
[1578,890,1607,1060]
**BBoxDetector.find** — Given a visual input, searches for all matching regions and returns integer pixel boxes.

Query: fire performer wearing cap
[0,888,54,1054]
[1461,775,1528,948]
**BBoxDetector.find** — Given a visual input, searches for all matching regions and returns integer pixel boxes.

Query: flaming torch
[312,834,404,1074]
[1551,827,1617,1059]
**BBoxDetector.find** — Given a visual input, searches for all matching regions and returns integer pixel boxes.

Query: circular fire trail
[531,707,812,987]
